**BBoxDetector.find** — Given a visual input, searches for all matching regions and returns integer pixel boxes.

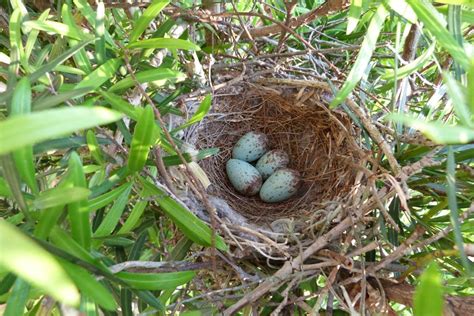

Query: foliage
[0,0,473,314]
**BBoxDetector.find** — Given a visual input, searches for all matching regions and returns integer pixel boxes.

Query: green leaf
[93,183,133,237]
[10,78,38,194]
[29,40,93,83]
[86,130,105,165]
[100,91,141,120]
[0,107,123,155]
[34,205,64,239]
[88,182,132,212]
[468,60,474,116]
[446,147,471,275]
[382,42,436,80]
[172,94,211,132]
[33,187,91,210]
[406,0,470,70]
[388,114,474,144]
[129,0,171,42]
[385,0,417,23]
[4,278,30,316]
[67,152,91,250]
[108,68,186,93]
[25,10,50,64]
[139,177,228,251]
[0,220,80,306]
[118,271,195,290]
[74,58,122,91]
[95,1,106,64]
[49,227,102,266]
[128,105,156,173]
[9,9,23,74]
[33,88,92,110]
[60,260,117,311]
[413,262,443,316]
[23,20,90,41]
[347,0,363,35]
[127,38,200,51]
[117,200,147,235]
[443,72,472,127]
[330,4,389,108]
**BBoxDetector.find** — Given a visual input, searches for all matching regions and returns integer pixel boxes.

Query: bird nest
[195,82,365,224]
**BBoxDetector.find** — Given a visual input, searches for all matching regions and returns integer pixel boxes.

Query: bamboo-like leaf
[382,42,436,80]
[117,200,147,235]
[388,114,474,144]
[413,262,443,316]
[109,68,186,92]
[95,1,106,64]
[468,60,474,116]
[60,260,117,311]
[347,0,363,35]
[446,147,471,274]
[29,40,92,83]
[129,0,171,42]
[0,107,123,155]
[67,152,91,250]
[23,20,90,41]
[385,0,417,23]
[4,278,30,316]
[9,9,23,74]
[34,205,65,239]
[88,182,132,212]
[172,94,211,132]
[10,78,38,194]
[86,130,105,165]
[93,183,133,237]
[34,187,91,210]
[139,177,227,251]
[33,87,92,110]
[330,4,389,108]
[100,91,141,120]
[25,10,50,64]
[0,155,29,215]
[74,58,122,91]
[0,220,80,306]
[128,105,156,173]
[406,0,469,70]
[118,271,195,290]
[443,72,472,127]
[127,38,201,51]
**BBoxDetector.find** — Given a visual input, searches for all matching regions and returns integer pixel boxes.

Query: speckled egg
[232,131,269,162]
[226,159,262,196]
[259,168,300,203]
[256,149,289,180]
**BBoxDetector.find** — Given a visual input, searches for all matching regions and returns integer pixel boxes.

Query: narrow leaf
[33,87,92,110]
[129,0,171,42]
[118,271,195,290]
[23,20,89,41]
[0,107,123,155]
[330,4,389,108]
[86,130,105,165]
[0,220,80,306]
[128,105,156,173]
[172,94,211,132]
[74,58,122,91]
[127,38,200,51]
[34,187,91,210]
[108,68,186,93]
[4,278,30,316]
[413,262,443,316]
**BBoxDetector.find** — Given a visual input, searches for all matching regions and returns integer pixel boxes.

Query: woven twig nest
[195,82,365,226]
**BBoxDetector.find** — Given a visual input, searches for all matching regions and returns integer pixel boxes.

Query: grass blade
[347,0,363,35]
[86,130,105,165]
[330,4,389,108]
[413,262,443,316]
[172,94,211,132]
[33,87,92,110]
[0,106,123,155]
[108,68,186,93]
[4,278,30,316]
[33,187,90,210]
[23,20,90,41]
[0,220,80,306]
[74,58,122,91]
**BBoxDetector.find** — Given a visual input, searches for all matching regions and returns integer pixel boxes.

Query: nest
[196,82,364,223]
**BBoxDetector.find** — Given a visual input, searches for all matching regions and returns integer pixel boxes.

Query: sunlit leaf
[127,38,201,51]
[413,262,443,316]
[108,68,186,93]
[129,0,171,42]
[0,220,80,306]
[0,107,123,155]
[128,105,157,173]
[118,271,195,290]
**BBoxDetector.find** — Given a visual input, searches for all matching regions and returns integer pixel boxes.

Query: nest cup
[197,83,362,223]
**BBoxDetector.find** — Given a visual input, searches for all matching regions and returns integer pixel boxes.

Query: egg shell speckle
[226,159,262,196]
[256,149,289,179]
[259,168,300,203]
[232,131,269,162]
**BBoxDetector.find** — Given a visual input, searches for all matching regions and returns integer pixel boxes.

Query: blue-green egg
[232,131,269,162]
[256,149,289,179]
[226,159,262,196]
[259,168,300,203]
